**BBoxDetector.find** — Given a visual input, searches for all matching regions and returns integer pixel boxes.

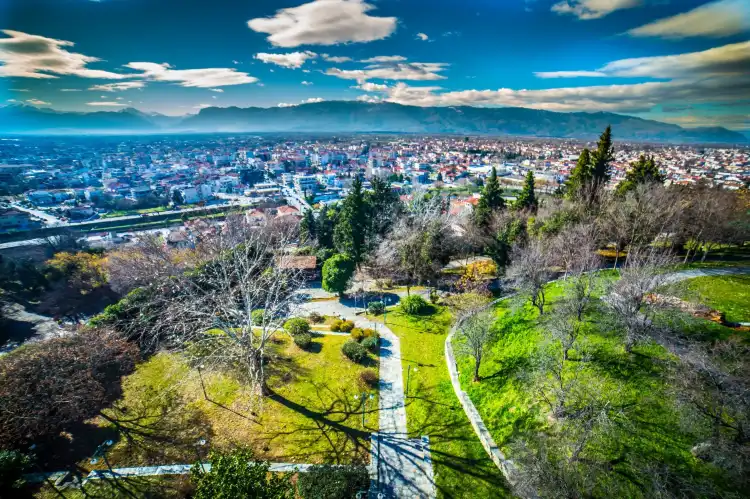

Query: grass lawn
[669,274,750,323]
[32,475,192,498]
[370,306,511,498]
[59,333,378,475]
[456,276,748,497]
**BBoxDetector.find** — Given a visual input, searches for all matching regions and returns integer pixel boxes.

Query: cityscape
[1,0,749,498]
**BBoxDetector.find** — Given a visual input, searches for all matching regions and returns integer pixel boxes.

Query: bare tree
[455,309,496,382]
[603,247,675,353]
[507,239,553,314]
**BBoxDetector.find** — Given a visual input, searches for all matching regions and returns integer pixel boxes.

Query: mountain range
[0,101,745,144]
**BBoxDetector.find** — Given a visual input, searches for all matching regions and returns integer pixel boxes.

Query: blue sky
[0,0,748,130]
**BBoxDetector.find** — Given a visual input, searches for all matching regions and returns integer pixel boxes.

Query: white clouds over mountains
[247,0,397,48]
[627,0,750,39]
[255,51,317,68]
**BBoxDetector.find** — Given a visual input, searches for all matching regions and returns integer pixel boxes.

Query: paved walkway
[300,298,436,498]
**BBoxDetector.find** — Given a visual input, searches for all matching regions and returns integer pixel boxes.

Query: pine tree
[615,155,665,196]
[334,176,369,262]
[300,208,316,243]
[316,207,336,249]
[366,176,400,236]
[514,170,537,211]
[473,166,505,227]
[591,125,614,187]
[565,148,592,199]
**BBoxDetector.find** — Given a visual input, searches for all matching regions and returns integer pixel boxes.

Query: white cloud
[212,95,217,99]
[25,98,50,106]
[416,33,430,41]
[627,0,750,39]
[302,80,313,85]
[277,102,296,107]
[551,0,642,20]
[86,101,126,107]
[360,55,407,63]
[535,41,750,80]
[302,97,324,104]
[321,54,352,63]
[247,0,397,47]
[232,60,240,65]
[209,88,224,92]
[89,81,146,92]
[0,29,129,79]
[356,94,382,103]
[354,82,389,91]
[255,51,317,68]
[659,113,750,130]
[124,62,258,87]
[10,88,29,92]
[194,103,211,109]
[60,88,81,92]
[326,62,448,82]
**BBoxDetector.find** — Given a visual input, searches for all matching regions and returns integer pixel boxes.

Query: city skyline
[1,0,748,131]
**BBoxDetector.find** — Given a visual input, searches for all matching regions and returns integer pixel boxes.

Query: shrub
[308,312,324,324]
[330,319,343,332]
[429,289,440,304]
[342,340,367,363]
[297,464,369,499]
[284,317,310,336]
[362,328,378,339]
[350,328,364,341]
[361,336,378,352]
[0,450,32,494]
[359,369,378,388]
[293,333,312,350]
[251,309,265,326]
[367,301,385,315]
[339,320,355,333]
[400,295,430,315]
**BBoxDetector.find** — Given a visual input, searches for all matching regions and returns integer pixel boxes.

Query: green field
[371,306,510,498]
[673,274,750,323]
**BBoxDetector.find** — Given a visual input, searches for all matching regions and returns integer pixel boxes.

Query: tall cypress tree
[514,170,537,211]
[299,208,316,243]
[473,166,505,227]
[334,176,369,262]
[366,176,400,236]
[591,125,614,187]
[565,148,592,199]
[615,155,665,196]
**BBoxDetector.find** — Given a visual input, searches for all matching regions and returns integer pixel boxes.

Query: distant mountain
[0,101,745,144]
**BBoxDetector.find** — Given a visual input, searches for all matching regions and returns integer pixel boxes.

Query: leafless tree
[507,239,553,314]
[603,247,675,353]
[455,309,496,382]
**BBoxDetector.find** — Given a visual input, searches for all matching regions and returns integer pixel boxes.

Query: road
[11,203,64,225]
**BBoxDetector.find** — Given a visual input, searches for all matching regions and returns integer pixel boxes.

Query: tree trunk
[473,357,481,382]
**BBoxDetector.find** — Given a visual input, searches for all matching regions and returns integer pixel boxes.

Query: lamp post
[194,438,208,473]
[197,364,207,400]
[354,392,374,428]
[406,365,418,396]
[383,297,391,325]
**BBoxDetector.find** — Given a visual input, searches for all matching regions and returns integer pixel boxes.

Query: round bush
[359,369,378,388]
[350,328,364,341]
[308,312,324,324]
[339,320,355,333]
[362,328,378,339]
[367,301,385,315]
[330,319,343,332]
[284,317,310,336]
[297,464,369,499]
[293,333,312,350]
[361,336,378,352]
[400,295,429,315]
[251,309,265,326]
[342,340,367,363]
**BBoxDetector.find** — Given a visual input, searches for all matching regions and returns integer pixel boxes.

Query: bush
[339,320,355,333]
[308,312,324,324]
[350,328,364,341]
[400,295,430,315]
[362,328,378,339]
[284,317,310,336]
[0,450,32,493]
[342,340,367,363]
[429,289,440,304]
[367,301,385,315]
[330,319,343,332]
[297,464,369,499]
[359,369,378,388]
[251,309,265,326]
[293,333,313,350]
[361,336,378,352]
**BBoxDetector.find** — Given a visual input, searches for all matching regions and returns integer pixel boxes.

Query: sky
[0,0,748,131]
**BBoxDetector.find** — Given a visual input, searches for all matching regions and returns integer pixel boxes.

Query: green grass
[100,206,170,219]
[51,334,378,476]
[456,276,747,497]
[32,475,191,498]
[669,274,750,323]
[371,305,511,498]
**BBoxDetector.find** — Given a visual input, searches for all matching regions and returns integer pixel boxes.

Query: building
[0,209,39,232]
[293,174,318,195]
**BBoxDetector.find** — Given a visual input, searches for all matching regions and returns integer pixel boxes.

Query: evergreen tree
[514,170,537,211]
[316,207,336,249]
[436,172,443,183]
[473,166,505,227]
[366,176,401,237]
[300,208,316,243]
[615,155,665,196]
[334,176,369,262]
[565,148,592,198]
[591,125,614,187]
